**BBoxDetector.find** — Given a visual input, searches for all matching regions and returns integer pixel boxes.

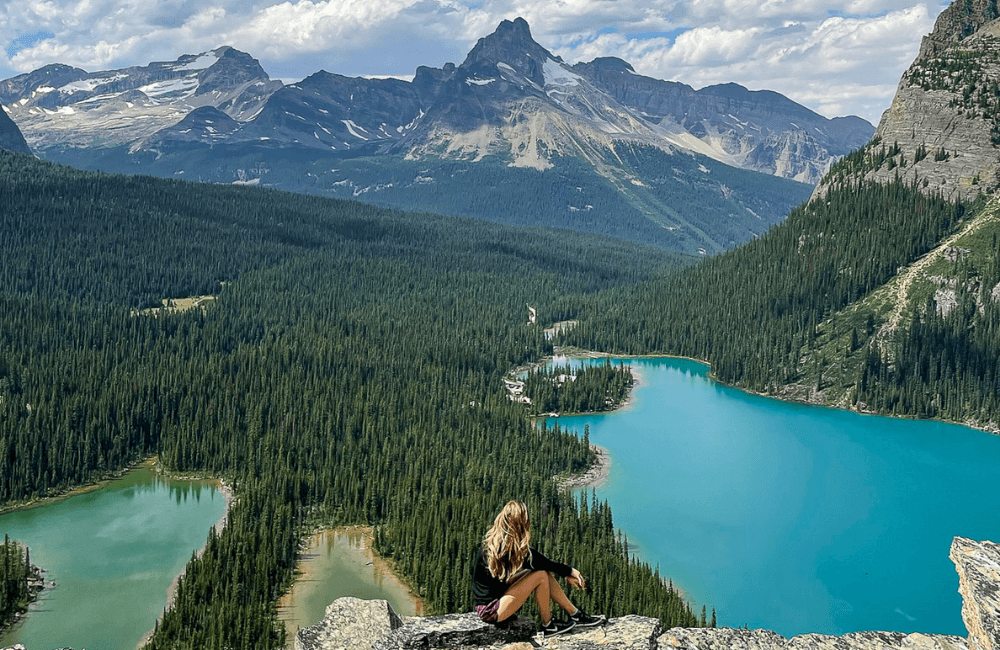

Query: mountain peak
[919,0,1000,58]
[460,17,557,85]
[581,57,635,74]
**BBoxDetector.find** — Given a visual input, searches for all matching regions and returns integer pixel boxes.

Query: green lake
[0,464,226,650]
[551,357,1000,638]
[278,528,420,642]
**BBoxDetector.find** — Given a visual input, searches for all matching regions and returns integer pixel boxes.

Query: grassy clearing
[134,295,217,317]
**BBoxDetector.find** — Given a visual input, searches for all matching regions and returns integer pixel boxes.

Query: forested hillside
[52,140,811,255]
[0,150,699,649]
[561,176,1000,432]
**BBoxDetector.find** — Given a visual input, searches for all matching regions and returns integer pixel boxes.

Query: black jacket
[471,544,572,605]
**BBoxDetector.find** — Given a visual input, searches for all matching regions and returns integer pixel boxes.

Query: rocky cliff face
[296,537,998,650]
[814,0,1000,202]
[951,538,1000,650]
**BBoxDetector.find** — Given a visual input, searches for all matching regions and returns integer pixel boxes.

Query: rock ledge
[297,537,999,650]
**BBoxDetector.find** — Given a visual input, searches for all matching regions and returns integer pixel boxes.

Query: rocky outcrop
[298,537,997,650]
[661,629,967,650]
[297,600,971,650]
[919,0,1000,59]
[813,0,1000,202]
[950,537,1000,650]
[294,597,404,650]
[373,612,537,649]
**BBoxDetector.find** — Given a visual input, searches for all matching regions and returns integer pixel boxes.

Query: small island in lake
[513,360,633,416]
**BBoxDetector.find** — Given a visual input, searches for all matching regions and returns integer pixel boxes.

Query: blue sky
[1,0,951,124]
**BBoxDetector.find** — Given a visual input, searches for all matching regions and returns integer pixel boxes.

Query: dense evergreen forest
[0,536,36,631]
[561,177,1000,431]
[0,150,699,649]
[521,362,633,414]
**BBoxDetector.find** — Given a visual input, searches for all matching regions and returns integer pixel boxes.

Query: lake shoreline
[538,346,1000,438]
[137,463,233,650]
[556,443,611,491]
[526,349,648,491]
[278,526,423,646]
[0,455,153,516]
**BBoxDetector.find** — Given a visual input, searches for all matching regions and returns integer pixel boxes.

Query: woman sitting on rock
[472,500,606,637]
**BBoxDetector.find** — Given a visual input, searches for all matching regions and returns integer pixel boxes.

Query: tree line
[560,175,1000,435]
[0,150,699,649]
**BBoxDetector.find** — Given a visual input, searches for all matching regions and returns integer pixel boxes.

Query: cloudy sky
[2,0,950,125]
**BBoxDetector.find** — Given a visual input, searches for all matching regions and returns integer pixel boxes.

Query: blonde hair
[484,500,532,582]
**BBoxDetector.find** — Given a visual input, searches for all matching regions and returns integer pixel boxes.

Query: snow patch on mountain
[175,54,219,71]
[543,59,581,88]
[139,77,199,99]
[58,75,126,94]
[342,119,370,140]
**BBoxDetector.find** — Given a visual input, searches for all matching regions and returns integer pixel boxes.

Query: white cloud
[0,0,949,123]
[665,26,763,65]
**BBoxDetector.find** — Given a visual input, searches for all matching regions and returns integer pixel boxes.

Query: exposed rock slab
[660,627,787,650]
[372,612,536,649]
[295,597,404,650]
[299,535,1000,650]
[951,537,1000,650]
[660,628,968,650]
[541,616,661,650]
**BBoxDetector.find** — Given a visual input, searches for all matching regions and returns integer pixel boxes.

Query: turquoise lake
[0,465,226,650]
[551,357,1000,637]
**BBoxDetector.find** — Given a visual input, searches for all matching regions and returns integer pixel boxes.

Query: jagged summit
[3,17,870,184]
[460,17,558,87]
[919,0,1000,57]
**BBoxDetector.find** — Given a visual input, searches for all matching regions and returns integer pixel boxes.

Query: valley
[2,0,1000,648]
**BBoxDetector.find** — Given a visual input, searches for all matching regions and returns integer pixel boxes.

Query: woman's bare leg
[496,570,551,622]
[547,572,577,615]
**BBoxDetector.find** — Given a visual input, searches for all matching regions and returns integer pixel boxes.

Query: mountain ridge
[569,59,872,183]
[2,19,852,254]
[1,20,870,184]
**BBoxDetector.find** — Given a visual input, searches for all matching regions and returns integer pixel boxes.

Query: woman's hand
[567,568,586,590]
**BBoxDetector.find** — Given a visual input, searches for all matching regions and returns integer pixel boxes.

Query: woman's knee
[529,570,550,586]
